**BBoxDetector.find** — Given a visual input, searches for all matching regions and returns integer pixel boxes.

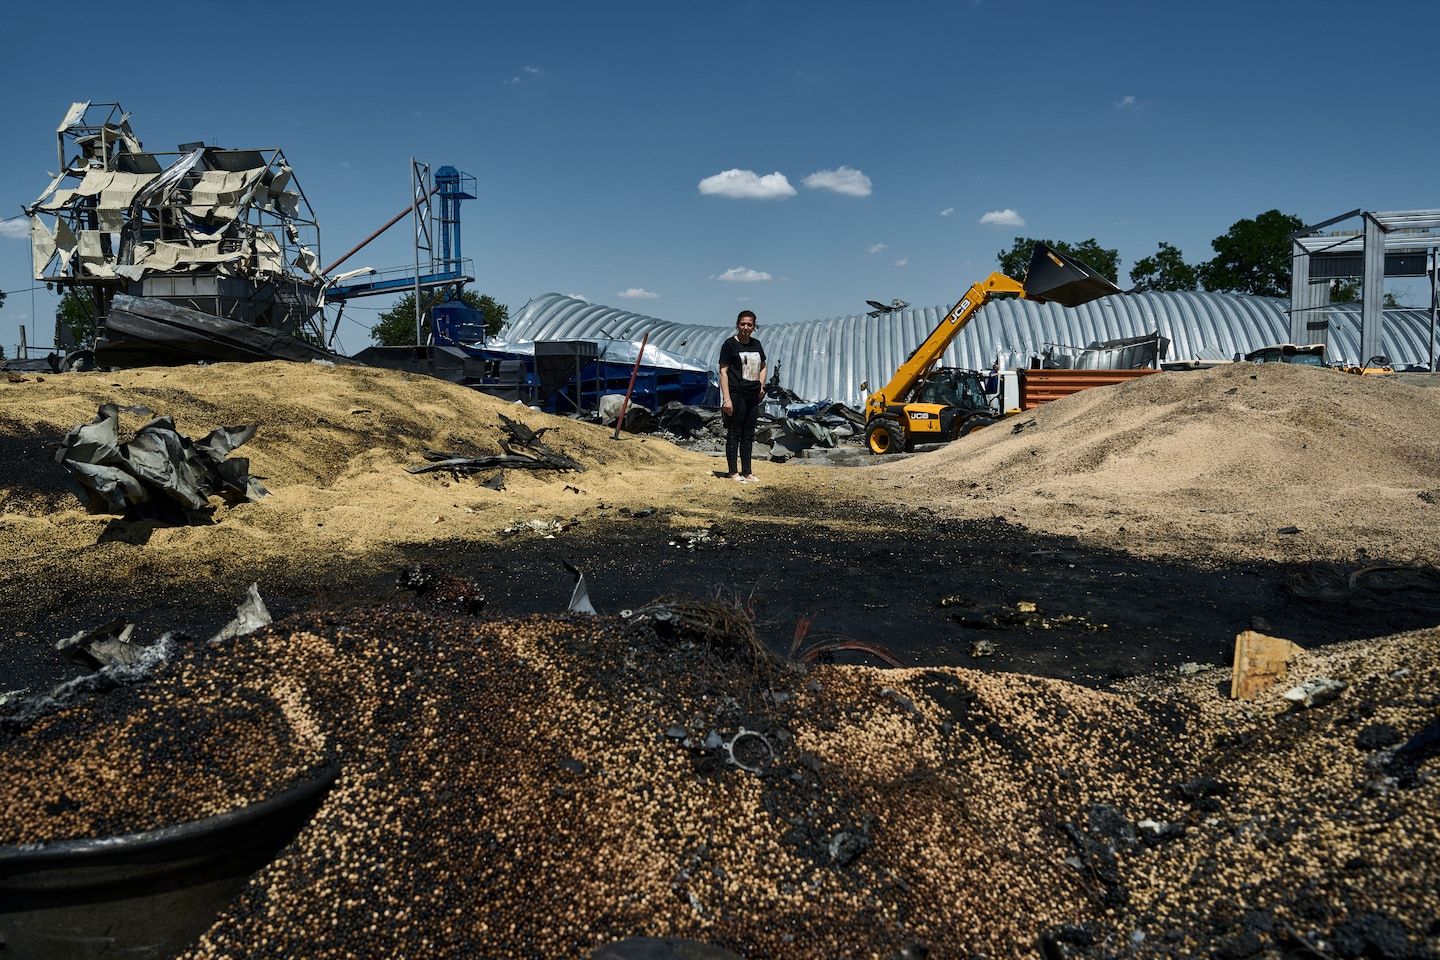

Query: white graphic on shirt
[738,350,763,382]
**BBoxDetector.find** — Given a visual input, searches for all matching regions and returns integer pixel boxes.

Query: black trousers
[724,390,762,474]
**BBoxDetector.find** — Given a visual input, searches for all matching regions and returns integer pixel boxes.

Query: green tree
[997,237,1120,283]
[1328,279,1399,308]
[1197,209,1305,297]
[57,287,99,346]
[370,289,509,346]
[1129,242,1199,291]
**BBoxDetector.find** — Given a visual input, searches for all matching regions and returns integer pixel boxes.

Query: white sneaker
[727,473,747,483]
[742,474,760,485]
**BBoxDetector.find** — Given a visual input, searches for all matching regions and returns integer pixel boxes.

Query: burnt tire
[865,418,906,455]
[958,415,997,438]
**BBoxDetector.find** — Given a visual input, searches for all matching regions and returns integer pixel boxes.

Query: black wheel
[865,418,906,455]
[62,349,96,372]
[958,415,997,438]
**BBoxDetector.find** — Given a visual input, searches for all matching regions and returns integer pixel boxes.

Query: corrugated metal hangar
[502,292,1438,405]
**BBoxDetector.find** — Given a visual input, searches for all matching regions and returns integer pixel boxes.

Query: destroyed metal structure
[505,292,1440,406]
[1290,209,1440,371]
[25,102,326,365]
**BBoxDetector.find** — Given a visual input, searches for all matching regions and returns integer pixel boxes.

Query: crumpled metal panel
[505,293,1438,405]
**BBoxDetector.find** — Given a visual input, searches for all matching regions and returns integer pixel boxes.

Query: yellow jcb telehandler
[863,243,1123,454]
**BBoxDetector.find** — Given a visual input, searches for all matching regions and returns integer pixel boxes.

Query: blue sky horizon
[2,0,1437,357]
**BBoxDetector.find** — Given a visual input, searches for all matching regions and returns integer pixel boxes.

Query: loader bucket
[1023,242,1124,307]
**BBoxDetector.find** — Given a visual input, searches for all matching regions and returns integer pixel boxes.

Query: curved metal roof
[504,293,1438,405]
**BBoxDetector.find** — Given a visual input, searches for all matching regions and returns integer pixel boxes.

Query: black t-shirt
[719,335,766,394]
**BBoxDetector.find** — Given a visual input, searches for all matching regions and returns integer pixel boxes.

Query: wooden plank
[1230,630,1306,699]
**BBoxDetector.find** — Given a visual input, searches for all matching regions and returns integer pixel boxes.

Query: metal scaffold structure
[25,101,328,366]
[1290,209,1440,371]
[321,162,477,347]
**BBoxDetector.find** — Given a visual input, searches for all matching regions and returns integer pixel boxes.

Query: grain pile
[4,362,1438,619]
[2,595,1436,958]
[0,361,711,560]
[0,635,327,844]
[873,364,1440,564]
[3,360,1440,957]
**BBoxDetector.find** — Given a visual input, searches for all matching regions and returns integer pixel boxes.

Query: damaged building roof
[505,292,1440,405]
[21,101,334,367]
[27,102,320,290]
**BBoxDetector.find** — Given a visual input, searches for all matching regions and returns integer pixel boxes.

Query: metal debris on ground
[646,399,867,462]
[1282,677,1347,709]
[209,583,273,646]
[56,619,143,669]
[56,404,267,519]
[671,527,727,551]
[497,412,552,446]
[1285,563,1440,603]
[411,414,584,477]
[565,561,598,615]
[500,517,578,538]
[3,634,178,733]
[722,727,775,774]
[597,395,654,433]
[411,448,583,476]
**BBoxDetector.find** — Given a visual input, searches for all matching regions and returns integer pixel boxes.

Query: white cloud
[1113,94,1146,111]
[867,243,888,254]
[617,288,658,299]
[698,169,796,200]
[979,208,1025,227]
[505,65,546,86]
[894,257,909,268]
[939,207,954,217]
[802,166,872,197]
[714,267,773,283]
[0,217,29,239]
[737,296,751,302]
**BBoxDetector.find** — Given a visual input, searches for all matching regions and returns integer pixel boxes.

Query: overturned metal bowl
[0,759,338,960]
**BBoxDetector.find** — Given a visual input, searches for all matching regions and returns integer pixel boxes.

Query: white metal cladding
[504,293,1439,405]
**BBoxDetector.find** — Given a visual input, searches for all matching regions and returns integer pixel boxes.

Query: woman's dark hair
[736,310,757,327]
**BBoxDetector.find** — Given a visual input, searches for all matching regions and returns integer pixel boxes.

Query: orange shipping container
[1018,368,1160,410]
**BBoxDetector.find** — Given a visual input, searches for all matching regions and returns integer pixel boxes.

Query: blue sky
[2,0,1437,357]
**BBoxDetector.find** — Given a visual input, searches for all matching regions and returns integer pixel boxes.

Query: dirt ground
[6,361,1440,694]
[2,360,1439,958]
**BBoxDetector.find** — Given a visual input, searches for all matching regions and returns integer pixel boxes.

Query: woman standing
[718,310,767,483]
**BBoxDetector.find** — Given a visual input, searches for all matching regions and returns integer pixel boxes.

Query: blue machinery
[324,163,477,309]
[333,163,712,413]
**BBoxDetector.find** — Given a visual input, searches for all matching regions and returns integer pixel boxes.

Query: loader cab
[914,368,992,413]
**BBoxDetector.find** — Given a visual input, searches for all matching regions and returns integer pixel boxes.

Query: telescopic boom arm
[864,272,1025,420]
[863,242,1124,422]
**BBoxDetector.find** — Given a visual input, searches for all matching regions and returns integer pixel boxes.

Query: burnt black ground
[7,493,1440,698]
[416,505,1440,684]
